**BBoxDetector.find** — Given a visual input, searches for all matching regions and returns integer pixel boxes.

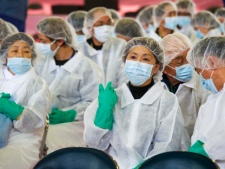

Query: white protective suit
[0,67,51,169]
[178,25,196,42]
[84,80,190,169]
[162,71,211,137]
[147,30,162,42]
[76,37,128,88]
[34,50,101,153]
[191,83,225,169]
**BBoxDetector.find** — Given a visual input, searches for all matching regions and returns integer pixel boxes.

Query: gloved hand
[0,98,24,120]
[49,108,76,124]
[188,140,209,157]
[94,82,118,130]
[0,93,10,99]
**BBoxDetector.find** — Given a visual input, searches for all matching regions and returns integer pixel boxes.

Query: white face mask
[36,40,59,58]
[93,25,113,43]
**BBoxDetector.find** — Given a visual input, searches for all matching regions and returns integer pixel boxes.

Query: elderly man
[187,36,225,169]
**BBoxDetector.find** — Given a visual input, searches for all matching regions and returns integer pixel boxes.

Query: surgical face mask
[146,24,156,34]
[7,58,32,75]
[167,64,194,82]
[195,29,204,39]
[76,35,86,43]
[36,40,59,58]
[164,17,178,30]
[93,25,113,43]
[125,60,154,86]
[219,23,224,34]
[177,16,191,27]
[200,70,218,93]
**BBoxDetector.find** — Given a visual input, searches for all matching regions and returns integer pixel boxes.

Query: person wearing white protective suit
[187,36,225,169]
[215,8,225,35]
[176,0,196,41]
[161,32,211,137]
[136,6,156,36]
[76,7,127,88]
[84,37,190,169]
[114,18,145,42]
[67,11,88,43]
[0,33,51,169]
[152,1,178,41]
[191,11,221,44]
[34,17,101,153]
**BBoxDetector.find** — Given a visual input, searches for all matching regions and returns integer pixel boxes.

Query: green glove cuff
[133,163,143,169]
[64,109,77,123]
[0,93,10,99]
[188,140,209,157]
[94,106,113,130]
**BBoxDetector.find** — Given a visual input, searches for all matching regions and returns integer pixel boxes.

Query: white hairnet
[37,17,77,46]
[215,8,225,19]
[6,21,19,34]
[136,6,154,26]
[122,37,164,72]
[0,32,37,64]
[67,11,87,32]
[115,18,145,39]
[0,19,16,41]
[176,0,196,16]
[161,32,191,66]
[187,36,225,70]
[84,7,113,33]
[109,9,121,20]
[153,1,177,28]
[191,11,220,29]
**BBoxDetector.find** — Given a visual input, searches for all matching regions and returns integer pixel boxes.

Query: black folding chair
[34,147,119,169]
[139,151,219,169]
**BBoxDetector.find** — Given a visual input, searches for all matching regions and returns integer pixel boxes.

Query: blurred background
[0,0,224,35]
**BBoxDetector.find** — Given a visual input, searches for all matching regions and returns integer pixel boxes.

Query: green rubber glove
[49,109,77,124]
[0,93,10,99]
[0,98,24,120]
[188,140,209,157]
[94,82,118,130]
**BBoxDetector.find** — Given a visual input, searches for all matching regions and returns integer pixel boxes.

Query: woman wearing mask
[161,33,211,137]
[191,11,221,43]
[76,7,127,88]
[0,33,51,169]
[84,37,189,169]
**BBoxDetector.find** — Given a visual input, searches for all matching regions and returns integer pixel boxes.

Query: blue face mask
[7,58,32,75]
[125,60,154,86]
[76,35,86,43]
[200,70,218,93]
[177,16,191,27]
[164,17,178,30]
[219,23,224,34]
[195,30,204,39]
[146,24,156,34]
[167,64,194,82]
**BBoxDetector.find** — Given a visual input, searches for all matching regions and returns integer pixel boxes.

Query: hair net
[137,6,154,26]
[37,17,77,46]
[6,22,19,34]
[0,19,13,41]
[115,18,145,38]
[109,9,121,20]
[122,37,164,70]
[153,1,177,28]
[0,32,37,64]
[191,11,220,29]
[187,36,225,70]
[84,7,112,31]
[215,8,225,19]
[67,11,87,32]
[161,32,191,66]
[176,0,196,16]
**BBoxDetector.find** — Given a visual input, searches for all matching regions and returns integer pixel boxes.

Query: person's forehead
[164,5,176,14]
[129,45,153,55]
[93,11,110,20]
[10,40,30,48]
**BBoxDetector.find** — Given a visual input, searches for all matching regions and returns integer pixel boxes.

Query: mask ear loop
[210,70,214,79]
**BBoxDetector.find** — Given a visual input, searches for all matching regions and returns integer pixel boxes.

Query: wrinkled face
[7,40,32,59]
[164,48,189,76]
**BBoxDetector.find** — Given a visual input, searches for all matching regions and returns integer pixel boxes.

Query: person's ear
[152,63,160,75]
[56,39,64,47]
[163,65,169,74]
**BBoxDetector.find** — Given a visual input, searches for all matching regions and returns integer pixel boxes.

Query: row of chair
[34,147,219,169]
